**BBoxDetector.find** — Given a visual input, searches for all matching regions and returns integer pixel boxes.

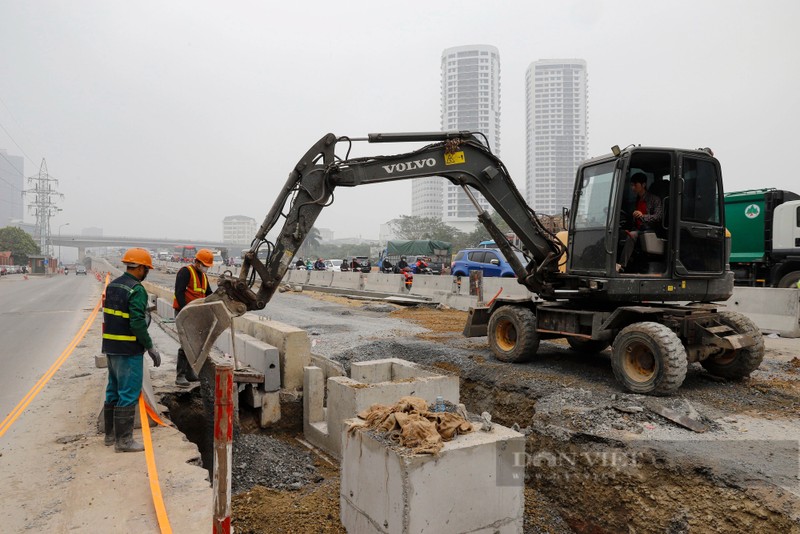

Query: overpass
[50,234,251,260]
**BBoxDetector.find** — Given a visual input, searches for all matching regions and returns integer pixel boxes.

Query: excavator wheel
[700,311,764,379]
[567,337,610,354]
[488,305,539,363]
[611,322,687,395]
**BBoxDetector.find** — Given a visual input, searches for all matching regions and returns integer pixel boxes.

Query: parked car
[76,265,87,275]
[450,248,527,278]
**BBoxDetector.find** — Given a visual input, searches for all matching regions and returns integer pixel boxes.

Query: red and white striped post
[213,361,234,534]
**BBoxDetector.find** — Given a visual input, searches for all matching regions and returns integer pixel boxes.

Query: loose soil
[224,290,800,533]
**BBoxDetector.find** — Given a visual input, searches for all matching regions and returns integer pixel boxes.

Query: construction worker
[173,248,214,386]
[102,248,161,453]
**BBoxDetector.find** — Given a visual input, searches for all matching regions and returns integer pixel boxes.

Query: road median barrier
[727,287,800,338]
[331,271,364,290]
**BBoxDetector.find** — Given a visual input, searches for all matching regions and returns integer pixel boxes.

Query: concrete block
[239,315,311,390]
[363,273,407,294]
[307,270,334,287]
[243,383,263,408]
[260,391,281,427]
[242,337,281,392]
[340,421,525,534]
[331,271,363,290]
[95,354,107,368]
[156,297,175,320]
[311,353,345,378]
[727,287,800,338]
[303,358,460,459]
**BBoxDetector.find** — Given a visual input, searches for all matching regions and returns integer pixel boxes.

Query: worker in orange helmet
[172,248,215,386]
[102,248,161,452]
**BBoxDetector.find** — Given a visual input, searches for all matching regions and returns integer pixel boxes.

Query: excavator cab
[566,146,730,302]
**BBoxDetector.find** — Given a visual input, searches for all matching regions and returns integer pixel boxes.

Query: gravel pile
[232,434,321,494]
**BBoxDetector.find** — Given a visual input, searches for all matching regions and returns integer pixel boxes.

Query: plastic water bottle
[435,395,445,413]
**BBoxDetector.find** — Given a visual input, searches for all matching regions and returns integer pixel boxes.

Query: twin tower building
[411,45,588,231]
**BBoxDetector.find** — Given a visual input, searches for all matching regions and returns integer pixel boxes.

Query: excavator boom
[177,132,564,371]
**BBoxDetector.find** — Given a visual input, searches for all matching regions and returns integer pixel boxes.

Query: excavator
[178,132,764,395]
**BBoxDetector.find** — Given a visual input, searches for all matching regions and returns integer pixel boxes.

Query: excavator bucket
[176,299,235,375]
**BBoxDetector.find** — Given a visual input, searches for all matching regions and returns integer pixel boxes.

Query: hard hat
[195,249,214,267]
[122,248,153,269]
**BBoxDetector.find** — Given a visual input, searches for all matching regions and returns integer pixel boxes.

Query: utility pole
[25,159,63,257]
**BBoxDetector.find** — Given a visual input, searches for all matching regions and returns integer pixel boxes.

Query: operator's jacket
[102,272,153,355]
[172,264,212,313]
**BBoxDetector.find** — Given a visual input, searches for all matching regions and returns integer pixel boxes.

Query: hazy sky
[1,1,798,243]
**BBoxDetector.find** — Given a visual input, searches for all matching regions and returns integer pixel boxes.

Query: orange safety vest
[173,264,209,310]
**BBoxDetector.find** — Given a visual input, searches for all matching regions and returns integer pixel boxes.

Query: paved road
[0,272,102,424]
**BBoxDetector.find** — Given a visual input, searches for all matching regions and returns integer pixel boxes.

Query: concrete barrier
[409,275,456,297]
[156,297,175,320]
[362,273,406,294]
[727,287,800,338]
[307,270,334,287]
[287,269,309,285]
[483,277,532,300]
[331,271,363,290]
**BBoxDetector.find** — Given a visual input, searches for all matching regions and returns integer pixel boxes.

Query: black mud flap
[463,306,490,337]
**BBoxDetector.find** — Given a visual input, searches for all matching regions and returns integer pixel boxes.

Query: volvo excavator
[177,132,764,395]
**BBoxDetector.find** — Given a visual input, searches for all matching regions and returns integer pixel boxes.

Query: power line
[0,150,25,192]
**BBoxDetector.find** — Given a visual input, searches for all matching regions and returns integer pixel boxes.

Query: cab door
[568,159,619,275]
[675,154,726,275]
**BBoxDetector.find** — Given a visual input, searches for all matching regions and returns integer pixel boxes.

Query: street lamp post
[58,223,70,269]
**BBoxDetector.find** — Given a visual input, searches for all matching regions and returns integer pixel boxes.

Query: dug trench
[158,303,800,532]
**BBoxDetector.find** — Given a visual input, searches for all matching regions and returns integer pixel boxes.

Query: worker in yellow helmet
[172,248,215,386]
[102,248,161,452]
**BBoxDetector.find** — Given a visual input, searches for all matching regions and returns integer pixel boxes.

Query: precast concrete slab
[727,287,800,338]
[303,358,459,459]
[340,420,525,534]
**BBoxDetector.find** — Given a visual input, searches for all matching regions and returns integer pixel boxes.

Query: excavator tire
[777,270,800,289]
[567,337,610,353]
[700,311,764,379]
[488,305,539,363]
[611,322,687,395]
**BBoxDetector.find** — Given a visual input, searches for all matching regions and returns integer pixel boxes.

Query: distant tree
[390,216,466,243]
[0,227,40,265]
[462,212,513,248]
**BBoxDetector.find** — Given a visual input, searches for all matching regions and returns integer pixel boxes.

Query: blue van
[450,248,526,277]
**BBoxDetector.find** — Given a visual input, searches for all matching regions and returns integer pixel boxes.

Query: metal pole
[212,361,234,534]
[58,222,69,269]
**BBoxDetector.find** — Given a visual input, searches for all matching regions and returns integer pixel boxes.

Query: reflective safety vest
[173,264,209,310]
[102,274,145,355]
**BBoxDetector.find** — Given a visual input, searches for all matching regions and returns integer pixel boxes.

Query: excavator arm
[178,132,565,371]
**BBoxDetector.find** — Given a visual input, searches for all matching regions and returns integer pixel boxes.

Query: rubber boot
[175,349,190,387]
[114,405,144,453]
[103,402,115,446]
[179,348,200,382]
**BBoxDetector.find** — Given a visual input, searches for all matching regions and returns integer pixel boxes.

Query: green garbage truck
[724,188,800,287]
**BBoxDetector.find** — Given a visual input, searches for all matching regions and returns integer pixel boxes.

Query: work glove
[148,348,162,367]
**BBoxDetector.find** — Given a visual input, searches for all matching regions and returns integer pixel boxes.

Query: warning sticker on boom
[444,151,465,165]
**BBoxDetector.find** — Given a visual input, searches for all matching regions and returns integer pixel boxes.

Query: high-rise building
[0,149,24,226]
[412,44,501,233]
[525,59,588,215]
[222,215,257,244]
